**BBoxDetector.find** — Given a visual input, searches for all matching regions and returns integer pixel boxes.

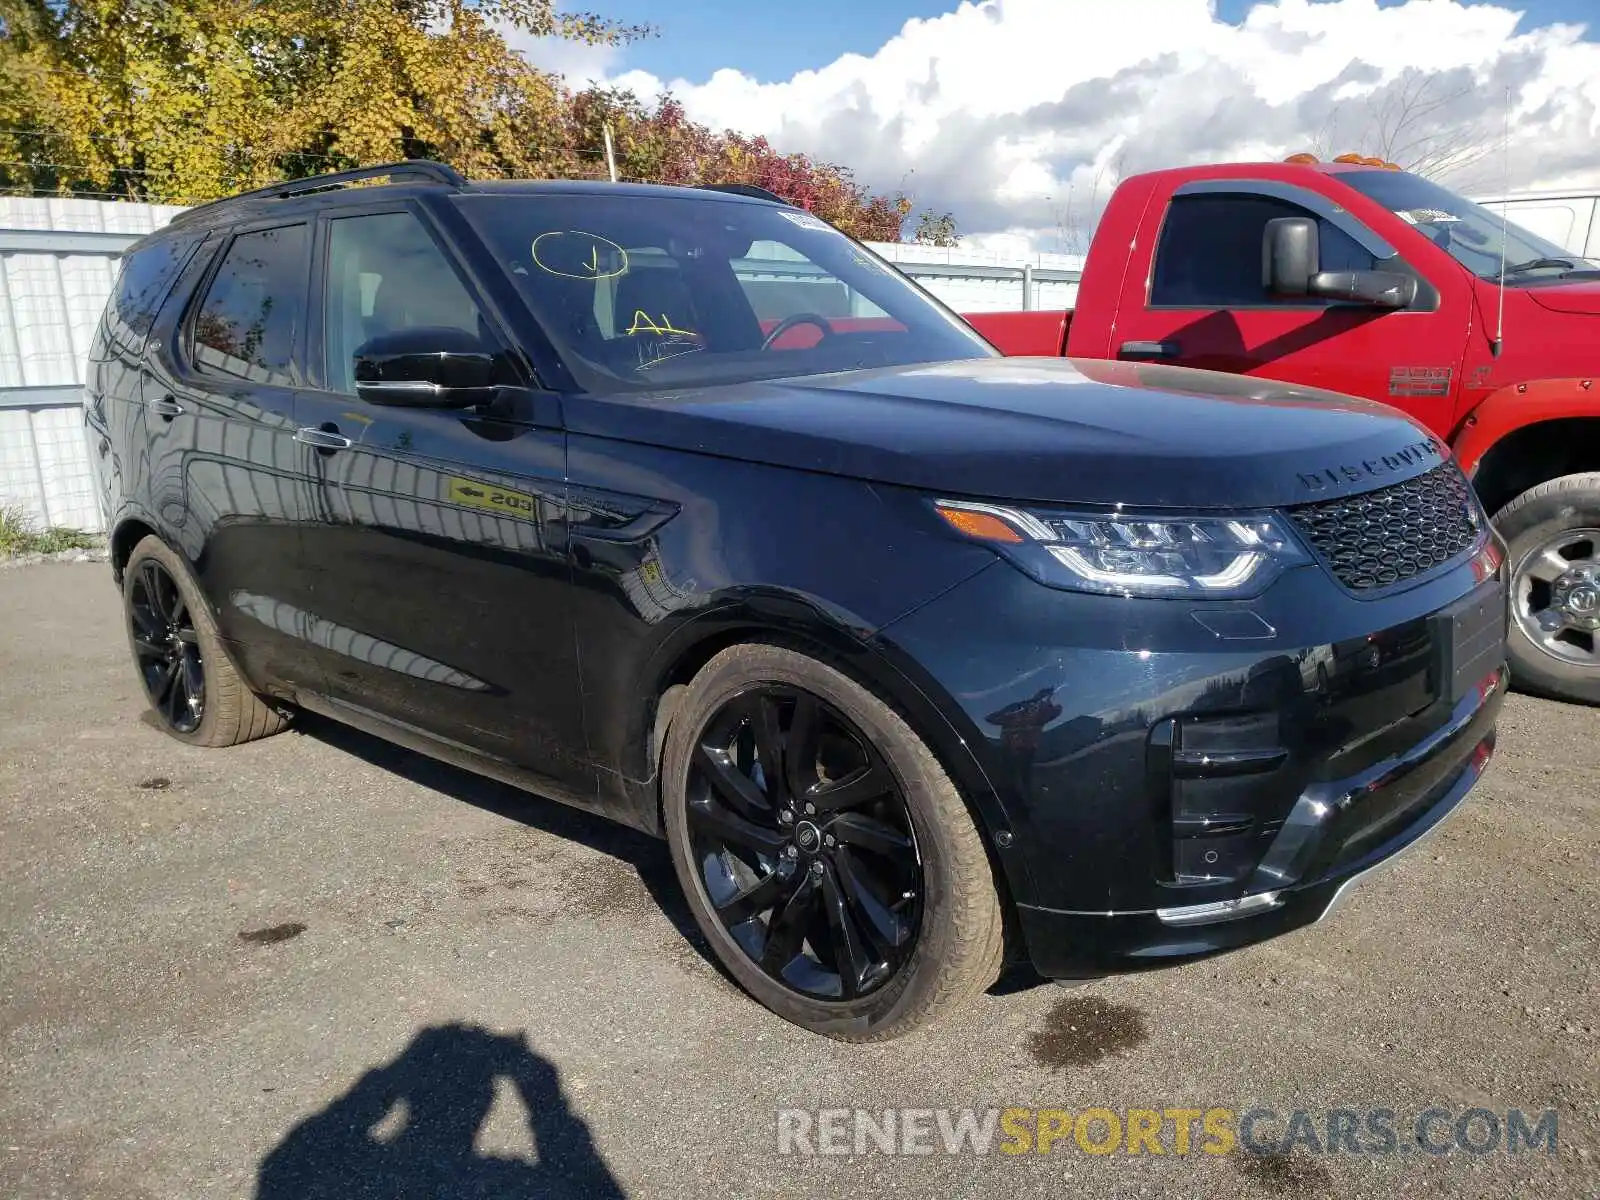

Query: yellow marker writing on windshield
[625,310,697,338]
[531,231,629,280]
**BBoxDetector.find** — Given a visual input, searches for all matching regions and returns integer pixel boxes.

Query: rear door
[293,204,591,805]
[1108,181,1472,429]
[144,219,324,697]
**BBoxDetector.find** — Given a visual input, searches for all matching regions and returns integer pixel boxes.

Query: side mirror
[1263,216,1320,296]
[352,326,497,408]
[1264,215,1415,309]
[1307,269,1418,309]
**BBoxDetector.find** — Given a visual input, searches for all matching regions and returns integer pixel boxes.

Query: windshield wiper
[1502,257,1578,275]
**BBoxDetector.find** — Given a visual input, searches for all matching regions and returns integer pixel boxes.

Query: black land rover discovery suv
[87,161,1508,1040]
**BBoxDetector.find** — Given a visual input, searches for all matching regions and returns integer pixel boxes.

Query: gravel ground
[1,562,1596,1199]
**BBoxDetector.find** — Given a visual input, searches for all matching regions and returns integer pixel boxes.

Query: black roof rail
[697,183,793,205]
[168,160,469,227]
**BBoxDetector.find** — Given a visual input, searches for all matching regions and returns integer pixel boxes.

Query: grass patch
[0,504,101,557]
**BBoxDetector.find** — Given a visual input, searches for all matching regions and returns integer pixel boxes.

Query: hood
[566,357,1450,510]
[1524,281,1600,316]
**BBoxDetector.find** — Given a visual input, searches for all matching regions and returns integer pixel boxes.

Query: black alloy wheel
[128,557,205,734]
[685,686,923,1001]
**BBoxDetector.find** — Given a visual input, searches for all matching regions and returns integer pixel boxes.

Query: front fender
[1453,378,1600,476]
[628,592,1022,868]
[565,435,1012,847]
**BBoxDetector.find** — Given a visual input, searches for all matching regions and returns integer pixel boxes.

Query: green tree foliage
[912,209,961,246]
[0,1,917,240]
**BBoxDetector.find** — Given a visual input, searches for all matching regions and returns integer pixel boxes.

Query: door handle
[146,395,184,419]
[1118,340,1181,360]
[294,424,352,451]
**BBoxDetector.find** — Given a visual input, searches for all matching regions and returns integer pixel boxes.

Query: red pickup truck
[966,159,1600,705]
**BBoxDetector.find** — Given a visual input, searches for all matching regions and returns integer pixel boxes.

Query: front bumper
[876,545,1507,977]
[1015,672,1498,975]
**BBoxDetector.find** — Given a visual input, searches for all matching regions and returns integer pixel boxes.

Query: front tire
[1496,472,1600,705]
[122,535,289,746]
[661,644,1005,1041]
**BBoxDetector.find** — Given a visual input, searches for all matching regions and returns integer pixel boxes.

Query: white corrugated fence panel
[1034,280,1081,310]
[26,404,98,529]
[0,196,184,234]
[866,241,1084,312]
[0,403,97,531]
[60,255,119,370]
[0,409,42,515]
[3,254,79,386]
[0,198,183,533]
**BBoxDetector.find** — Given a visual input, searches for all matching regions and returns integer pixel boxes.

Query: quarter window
[191,224,308,385]
[322,211,486,395]
[99,234,200,357]
[1150,194,1380,307]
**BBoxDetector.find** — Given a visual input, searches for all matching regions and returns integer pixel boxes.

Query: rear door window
[190,224,309,385]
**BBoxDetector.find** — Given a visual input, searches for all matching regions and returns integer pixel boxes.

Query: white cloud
[589,0,1600,247]
[503,31,623,87]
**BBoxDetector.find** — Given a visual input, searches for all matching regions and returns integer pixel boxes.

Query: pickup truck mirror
[1263,217,1319,296]
[1306,269,1418,309]
[1263,216,1416,309]
[353,326,498,408]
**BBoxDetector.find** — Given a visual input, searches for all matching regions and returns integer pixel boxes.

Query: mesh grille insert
[1287,463,1479,591]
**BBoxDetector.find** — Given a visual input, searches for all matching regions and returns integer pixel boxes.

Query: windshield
[453,192,995,392]
[1337,170,1600,283]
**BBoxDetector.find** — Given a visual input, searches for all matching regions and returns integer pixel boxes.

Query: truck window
[1336,170,1600,281]
[191,224,309,386]
[1150,194,1378,307]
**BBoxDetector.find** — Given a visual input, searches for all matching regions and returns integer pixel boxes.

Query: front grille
[1287,463,1480,591]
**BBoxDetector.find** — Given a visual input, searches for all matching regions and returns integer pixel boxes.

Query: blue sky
[599,0,1595,84]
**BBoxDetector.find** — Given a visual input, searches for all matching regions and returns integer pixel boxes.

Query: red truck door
[1105,179,1474,434]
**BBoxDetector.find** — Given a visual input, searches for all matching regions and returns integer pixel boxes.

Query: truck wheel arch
[1452,380,1600,517]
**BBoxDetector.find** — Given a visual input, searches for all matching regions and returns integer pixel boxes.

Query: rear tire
[661,643,1005,1041]
[122,535,289,746]
[1495,472,1600,706]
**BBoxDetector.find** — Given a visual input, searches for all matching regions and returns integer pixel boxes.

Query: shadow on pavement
[288,711,706,953]
[256,1022,626,1199]
[294,711,1049,1002]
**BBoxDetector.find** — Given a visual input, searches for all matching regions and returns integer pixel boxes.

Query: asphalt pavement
[1,562,1596,1199]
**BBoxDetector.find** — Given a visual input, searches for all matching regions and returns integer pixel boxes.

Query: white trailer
[1472,188,1599,258]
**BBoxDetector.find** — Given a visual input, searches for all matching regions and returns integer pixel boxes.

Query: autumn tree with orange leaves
[0,0,918,241]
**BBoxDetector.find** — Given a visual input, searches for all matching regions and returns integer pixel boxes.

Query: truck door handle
[294,424,352,451]
[146,395,184,419]
[1118,340,1181,360]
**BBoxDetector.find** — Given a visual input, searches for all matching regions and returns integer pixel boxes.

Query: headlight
[934,499,1309,597]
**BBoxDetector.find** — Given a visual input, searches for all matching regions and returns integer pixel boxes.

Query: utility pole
[602,123,618,183]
